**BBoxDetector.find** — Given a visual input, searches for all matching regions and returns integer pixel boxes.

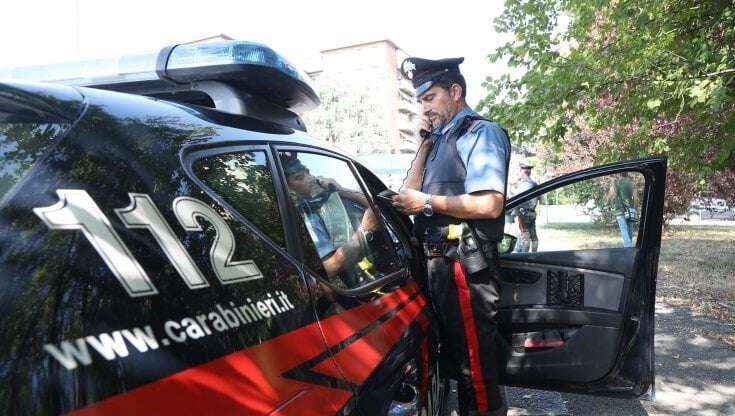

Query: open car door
[495,157,666,399]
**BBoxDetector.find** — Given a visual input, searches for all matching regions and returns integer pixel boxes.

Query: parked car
[0,40,667,415]
[688,198,735,220]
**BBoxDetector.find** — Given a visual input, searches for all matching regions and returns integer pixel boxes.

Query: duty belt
[422,240,499,259]
[423,241,458,258]
[421,224,464,242]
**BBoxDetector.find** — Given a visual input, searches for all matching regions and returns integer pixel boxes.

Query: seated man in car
[281,155,378,279]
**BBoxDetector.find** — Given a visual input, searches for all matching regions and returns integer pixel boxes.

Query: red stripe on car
[312,295,426,384]
[68,282,421,416]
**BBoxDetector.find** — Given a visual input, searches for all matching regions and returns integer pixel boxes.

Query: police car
[0,40,666,415]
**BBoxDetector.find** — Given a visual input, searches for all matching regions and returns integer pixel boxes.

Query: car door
[271,146,433,416]
[494,157,666,399]
[1,86,347,415]
[183,144,356,414]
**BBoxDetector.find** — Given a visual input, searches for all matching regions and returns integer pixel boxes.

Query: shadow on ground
[561,301,735,416]
[444,300,735,415]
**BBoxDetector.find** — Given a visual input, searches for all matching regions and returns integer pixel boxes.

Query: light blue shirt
[433,105,509,195]
[303,211,337,259]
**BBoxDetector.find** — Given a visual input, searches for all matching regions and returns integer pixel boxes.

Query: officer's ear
[449,83,463,102]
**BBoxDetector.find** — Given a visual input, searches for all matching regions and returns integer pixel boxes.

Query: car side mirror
[497,233,517,254]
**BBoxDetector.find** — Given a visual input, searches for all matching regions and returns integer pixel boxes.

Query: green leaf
[646,99,662,109]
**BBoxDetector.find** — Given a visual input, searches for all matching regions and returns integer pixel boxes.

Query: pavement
[444,300,735,415]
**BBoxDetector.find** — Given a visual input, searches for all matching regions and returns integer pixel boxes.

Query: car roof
[1,80,353,160]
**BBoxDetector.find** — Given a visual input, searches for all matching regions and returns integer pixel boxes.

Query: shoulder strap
[456,115,486,136]
[456,115,511,142]
[458,114,511,157]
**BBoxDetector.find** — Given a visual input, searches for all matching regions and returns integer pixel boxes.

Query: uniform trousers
[426,251,506,415]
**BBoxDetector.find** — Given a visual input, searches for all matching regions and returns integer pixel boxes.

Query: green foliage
[480,0,735,177]
[0,121,66,199]
[302,75,390,155]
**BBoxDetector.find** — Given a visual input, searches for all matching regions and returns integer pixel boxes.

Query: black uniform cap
[400,57,464,97]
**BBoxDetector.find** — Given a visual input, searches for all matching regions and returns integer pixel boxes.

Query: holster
[457,222,489,274]
[423,222,495,275]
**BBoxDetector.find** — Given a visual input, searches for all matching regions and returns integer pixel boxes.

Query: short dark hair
[282,155,306,177]
[433,72,467,99]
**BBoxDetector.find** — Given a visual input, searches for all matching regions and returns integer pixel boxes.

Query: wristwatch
[358,224,374,242]
[421,193,434,216]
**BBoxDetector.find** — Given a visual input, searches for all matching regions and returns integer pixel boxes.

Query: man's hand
[416,115,433,144]
[394,190,505,219]
[316,176,340,191]
[360,209,379,232]
[392,189,427,215]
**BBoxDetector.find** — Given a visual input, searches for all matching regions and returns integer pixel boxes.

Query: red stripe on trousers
[452,261,489,411]
[517,216,525,232]
[419,338,430,404]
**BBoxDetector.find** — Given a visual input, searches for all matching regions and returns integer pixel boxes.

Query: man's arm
[320,210,377,277]
[432,191,505,219]
[393,189,504,219]
[402,116,434,190]
[402,140,432,190]
[394,120,508,220]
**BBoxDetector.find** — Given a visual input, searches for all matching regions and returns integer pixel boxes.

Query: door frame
[500,157,667,398]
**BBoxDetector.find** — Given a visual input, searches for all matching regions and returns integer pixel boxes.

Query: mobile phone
[419,119,433,140]
[377,189,398,202]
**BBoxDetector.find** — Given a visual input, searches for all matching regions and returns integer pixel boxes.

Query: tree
[302,75,390,155]
[480,0,735,215]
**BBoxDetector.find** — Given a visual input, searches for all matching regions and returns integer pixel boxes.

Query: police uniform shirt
[515,176,538,194]
[431,105,509,196]
[515,177,539,211]
[302,210,337,259]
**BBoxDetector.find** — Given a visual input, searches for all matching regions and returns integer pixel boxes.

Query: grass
[535,222,633,251]
[657,225,735,301]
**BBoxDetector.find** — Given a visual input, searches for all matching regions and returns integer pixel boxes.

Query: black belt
[423,241,458,258]
[422,240,498,259]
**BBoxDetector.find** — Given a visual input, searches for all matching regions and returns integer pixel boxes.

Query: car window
[278,151,404,290]
[191,150,285,246]
[505,172,645,252]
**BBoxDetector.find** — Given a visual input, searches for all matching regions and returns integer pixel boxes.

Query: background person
[392,56,510,416]
[607,172,638,247]
[511,162,539,252]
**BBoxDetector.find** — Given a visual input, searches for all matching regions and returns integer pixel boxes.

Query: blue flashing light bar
[0,52,159,86]
[0,40,319,112]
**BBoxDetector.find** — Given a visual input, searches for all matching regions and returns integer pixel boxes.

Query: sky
[1,0,512,107]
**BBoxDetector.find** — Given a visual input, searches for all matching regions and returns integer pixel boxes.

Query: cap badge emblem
[402,60,416,80]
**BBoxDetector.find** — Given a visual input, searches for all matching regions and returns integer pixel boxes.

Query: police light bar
[1,40,319,113]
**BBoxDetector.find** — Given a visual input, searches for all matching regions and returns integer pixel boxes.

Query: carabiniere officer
[392,56,510,416]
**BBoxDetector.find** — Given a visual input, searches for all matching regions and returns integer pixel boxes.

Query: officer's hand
[316,176,340,191]
[392,189,426,215]
[416,116,433,144]
[360,209,378,232]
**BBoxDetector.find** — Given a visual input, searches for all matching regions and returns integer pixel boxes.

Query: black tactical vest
[414,115,510,242]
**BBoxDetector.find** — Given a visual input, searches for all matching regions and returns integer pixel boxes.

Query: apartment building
[306,39,418,156]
